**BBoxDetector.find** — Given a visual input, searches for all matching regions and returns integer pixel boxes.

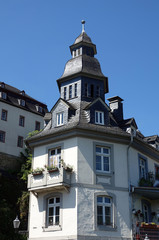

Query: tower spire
[81,20,85,33]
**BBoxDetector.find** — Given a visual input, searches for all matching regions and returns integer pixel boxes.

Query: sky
[0,0,159,137]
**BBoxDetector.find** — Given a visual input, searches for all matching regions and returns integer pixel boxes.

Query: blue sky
[0,0,159,136]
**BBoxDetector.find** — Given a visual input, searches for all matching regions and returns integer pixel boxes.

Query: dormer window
[20,99,25,106]
[36,105,43,113]
[57,112,64,126]
[95,111,104,125]
[0,92,7,100]
[0,82,5,88]
[20,90,25,96]
[84,83,88,97]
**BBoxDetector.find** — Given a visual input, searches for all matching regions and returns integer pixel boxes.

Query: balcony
[27,167,72,193]
[135,223,159,240]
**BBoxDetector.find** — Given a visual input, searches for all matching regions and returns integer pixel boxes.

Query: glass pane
[56,197,60,203]
[96,156,101,170]
[56,206,60,215]
[55,216,59,225]
[49,198,54,204]
[48,217,53,225]
[96,147,101,153]
[57,148,61,154]
[51,149,55,155]
[97,197,103,203]
[105,197,111,204]
[103,148,109,154]
[104,156,109,163]
[97,205,103,214]
[97,216,103,225]
[105,206,110,215]
[49,207,53,216]
[95,112,98,123]
[105,216,111,225]
[99,112,102,123]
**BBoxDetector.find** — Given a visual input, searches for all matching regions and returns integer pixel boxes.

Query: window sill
[42,225,62,232]
[96,225,117,232]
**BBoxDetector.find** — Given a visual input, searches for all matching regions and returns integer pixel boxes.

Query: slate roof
[0,82,48,116]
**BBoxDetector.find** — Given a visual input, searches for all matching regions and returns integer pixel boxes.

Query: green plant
[46,165,59,172]
[138,172,154,187]
[31,168,44,175]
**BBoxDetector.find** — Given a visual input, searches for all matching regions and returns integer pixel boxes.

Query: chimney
[107,96,124,122]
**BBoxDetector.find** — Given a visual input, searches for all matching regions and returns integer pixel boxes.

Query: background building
[0,82,48,170]
[27,23,159,240]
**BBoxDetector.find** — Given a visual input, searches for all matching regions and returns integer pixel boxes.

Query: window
[96,86,100,97]
[84,83,88,97]
[19,115,25,127]
[0,92,7,99]
[35,121,40,131]
[96,146,110,173]
[139,155,147,179]
[47,196,60,226]
[1,109,7,121]
[95,111,104,125]
[36,106,43,113]
[17,136,23,148]
[0,131,5,143]
[64,87,67,100]
[57,112,64,126]
[69,85,72,99]
[155,165,159,180]
[74,83,77,97]
[91,84,94,98]
[20,99,25,106]
[97,196,112,226]
[49,147,61,168]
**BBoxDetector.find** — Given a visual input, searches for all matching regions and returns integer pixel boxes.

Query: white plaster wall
[28,187,78,239]
[0,102,44,156]
[77,187,131,238]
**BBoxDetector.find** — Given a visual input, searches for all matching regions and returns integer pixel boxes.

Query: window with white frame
[47,196,60,226]
[96,146,110,173]
[97,196,112,226]
[49,147,61,168]
[95,111,104,125]
[139,155,147,179]
[56,112,64,126]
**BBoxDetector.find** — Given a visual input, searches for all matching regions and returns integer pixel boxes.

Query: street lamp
[13,216,20,232]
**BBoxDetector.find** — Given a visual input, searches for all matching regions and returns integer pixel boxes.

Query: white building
[27,22,159,240]
[0,82,48,170]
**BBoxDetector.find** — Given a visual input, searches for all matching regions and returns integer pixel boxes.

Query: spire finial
[81,20,85,33]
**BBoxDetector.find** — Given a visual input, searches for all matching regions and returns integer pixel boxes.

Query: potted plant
[65,164,73,172]
[46,165,59,173]
[32,167,44,176]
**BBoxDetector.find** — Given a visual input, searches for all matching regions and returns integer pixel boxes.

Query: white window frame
[139,156,147,179]
[96,146,110,173]
[49,147,61,168]
[64,87,67,100]
[97,196,112,226]
[56,112,64,126]
[95,111,104,125]
[47,196,60,227]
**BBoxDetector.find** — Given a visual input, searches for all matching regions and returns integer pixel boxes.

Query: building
[26,22,159,240]
[0,82,48,170]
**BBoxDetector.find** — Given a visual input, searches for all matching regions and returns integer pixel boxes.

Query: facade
[27,23,159,240]
[0,82,48,170]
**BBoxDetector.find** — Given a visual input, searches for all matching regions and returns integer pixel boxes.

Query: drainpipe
[127,133,134,240]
